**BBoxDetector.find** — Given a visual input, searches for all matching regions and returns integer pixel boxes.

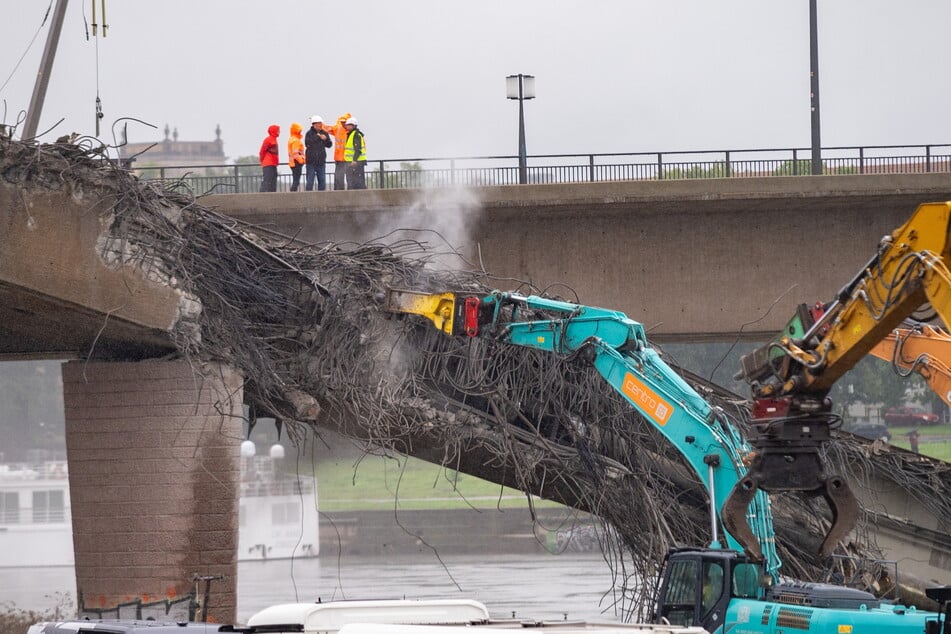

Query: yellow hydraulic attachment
[384,290,459,335]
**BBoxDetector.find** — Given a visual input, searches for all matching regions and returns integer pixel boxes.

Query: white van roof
[247,599,491,633]
[338,623,709,634]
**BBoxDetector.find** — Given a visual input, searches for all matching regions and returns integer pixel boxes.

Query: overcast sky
[1,1,949,163]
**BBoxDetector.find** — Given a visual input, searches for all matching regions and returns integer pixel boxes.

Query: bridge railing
[131,143,951,195]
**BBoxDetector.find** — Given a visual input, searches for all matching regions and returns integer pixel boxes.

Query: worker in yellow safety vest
[343,117,367,190]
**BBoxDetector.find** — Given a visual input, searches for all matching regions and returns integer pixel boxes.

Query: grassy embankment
[885,423,951,460]
[313,453,563,512]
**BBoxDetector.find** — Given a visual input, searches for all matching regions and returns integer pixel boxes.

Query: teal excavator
[384,200,951,634]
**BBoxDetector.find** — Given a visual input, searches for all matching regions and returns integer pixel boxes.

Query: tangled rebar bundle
[3,136,950,619]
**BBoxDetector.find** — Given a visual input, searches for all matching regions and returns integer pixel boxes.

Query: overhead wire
[0,1,54,97]
[93,1,106,135]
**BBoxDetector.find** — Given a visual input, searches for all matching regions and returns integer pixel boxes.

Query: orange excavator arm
[870,324,951,408]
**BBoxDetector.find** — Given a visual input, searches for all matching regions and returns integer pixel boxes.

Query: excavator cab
[926,586,951,634]
[654,548,762,633]
[655,549,948,633]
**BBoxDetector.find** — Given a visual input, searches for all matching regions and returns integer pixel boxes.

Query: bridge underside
[0,282,173,358]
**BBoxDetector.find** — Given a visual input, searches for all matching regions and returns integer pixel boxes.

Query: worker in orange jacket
[287,122,306,192]
[327,112,351,190]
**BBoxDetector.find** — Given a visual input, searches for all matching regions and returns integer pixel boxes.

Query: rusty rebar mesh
[3,137,950,619]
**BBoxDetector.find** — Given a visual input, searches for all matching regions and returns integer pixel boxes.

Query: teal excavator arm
[386,289,781,581]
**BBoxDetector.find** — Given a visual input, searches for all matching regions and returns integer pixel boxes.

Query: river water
[1,551,625,625]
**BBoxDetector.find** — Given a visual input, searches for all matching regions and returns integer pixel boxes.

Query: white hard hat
[310,115,323,124]
[345,117,358,126]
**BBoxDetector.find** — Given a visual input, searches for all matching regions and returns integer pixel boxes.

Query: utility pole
[22,0,70,141]
[809,0,822,175]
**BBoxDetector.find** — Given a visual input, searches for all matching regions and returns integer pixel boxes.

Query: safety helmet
[345,117,358,126]
[311,115,323,124]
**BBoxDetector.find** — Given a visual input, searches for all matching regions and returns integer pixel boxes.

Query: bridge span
[206,172,951,341]
[3,158,951,622]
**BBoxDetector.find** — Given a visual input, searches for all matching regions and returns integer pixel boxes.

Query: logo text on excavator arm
[621,372,673,426]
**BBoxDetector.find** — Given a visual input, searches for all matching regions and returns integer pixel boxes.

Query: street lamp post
[809,0,822,175]
[506,74,535,184]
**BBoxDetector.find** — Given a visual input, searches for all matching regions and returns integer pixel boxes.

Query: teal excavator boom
[386,288,780,574]
[385,285,951,634]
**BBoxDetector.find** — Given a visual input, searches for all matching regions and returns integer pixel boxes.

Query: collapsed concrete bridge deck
[2,158,951,622]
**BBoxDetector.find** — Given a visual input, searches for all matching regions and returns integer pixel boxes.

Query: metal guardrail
[133,144,951,195]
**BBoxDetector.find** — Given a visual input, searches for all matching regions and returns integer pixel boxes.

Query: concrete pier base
[63,359,243,624]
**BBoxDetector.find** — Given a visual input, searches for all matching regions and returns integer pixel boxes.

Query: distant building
[119,124,226,176]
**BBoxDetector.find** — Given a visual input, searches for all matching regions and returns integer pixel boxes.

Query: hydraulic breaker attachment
[384,289,458,335]
[384,289,494,337]
[721,413,860,562]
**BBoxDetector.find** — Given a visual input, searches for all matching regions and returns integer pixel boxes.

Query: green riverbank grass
[314,453,562,512]
[887,423,951,461]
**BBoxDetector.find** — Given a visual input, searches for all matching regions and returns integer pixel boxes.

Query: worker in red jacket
[258,124,280,192]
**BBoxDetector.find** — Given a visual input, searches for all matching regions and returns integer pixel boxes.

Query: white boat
[0,447,319,567]
[0,460,73,567]
[238,448,320,560]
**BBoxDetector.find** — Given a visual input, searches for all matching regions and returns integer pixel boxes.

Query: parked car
[849,421,891,442]
[883,406,940,426]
